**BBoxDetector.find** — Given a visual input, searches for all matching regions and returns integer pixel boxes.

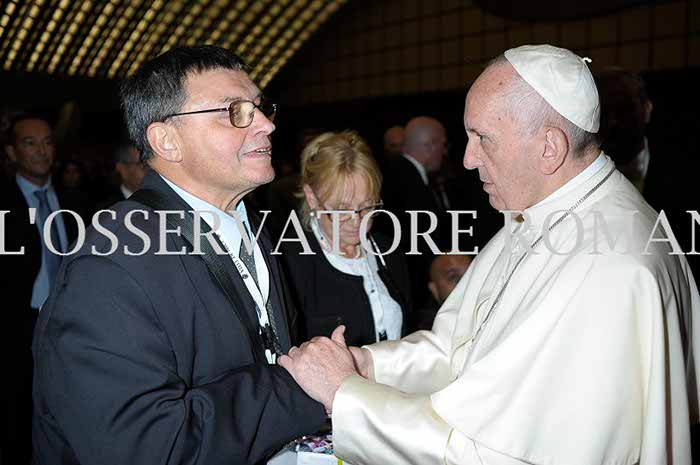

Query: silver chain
[469,166,616,346]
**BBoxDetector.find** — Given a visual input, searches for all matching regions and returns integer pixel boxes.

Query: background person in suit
[0,114,77,465]
[411,253,473,332]
[596,68,699,286]
[380,116,449,305]
[32,45,325,465]
[98,142,147,210]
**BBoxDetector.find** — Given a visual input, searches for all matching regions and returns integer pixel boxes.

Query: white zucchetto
[504,44,600,133]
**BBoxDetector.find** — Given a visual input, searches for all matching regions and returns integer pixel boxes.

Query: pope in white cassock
[279,44,700,465]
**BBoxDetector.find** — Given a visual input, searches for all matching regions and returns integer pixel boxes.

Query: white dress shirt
[16,174,68,309]
[311,218,403,341]
[401,153,429,185]
[160,175,270,323]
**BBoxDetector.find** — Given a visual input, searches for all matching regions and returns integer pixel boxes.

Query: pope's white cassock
[332,153,700,465]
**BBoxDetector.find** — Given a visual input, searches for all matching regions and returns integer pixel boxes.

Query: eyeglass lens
[229,101,276,128]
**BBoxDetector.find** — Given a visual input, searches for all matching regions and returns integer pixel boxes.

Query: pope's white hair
[486,55,599,156]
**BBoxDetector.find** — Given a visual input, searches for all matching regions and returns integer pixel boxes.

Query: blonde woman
[282,131,411,347]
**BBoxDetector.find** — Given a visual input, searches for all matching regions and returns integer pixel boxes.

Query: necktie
[34,189,62,287]
[238,223,282,357]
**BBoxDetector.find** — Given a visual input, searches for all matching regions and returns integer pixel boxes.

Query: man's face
[463,65,540,211]
[172,69,275,202]
[6,119,55,184]
[116,146,146,192]
[429,255,472,304]
[383,128,404,157]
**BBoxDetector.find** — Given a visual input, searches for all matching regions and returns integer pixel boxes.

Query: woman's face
[310,172,379,253]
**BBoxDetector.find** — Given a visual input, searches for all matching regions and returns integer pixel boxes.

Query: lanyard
[215,233,277,364]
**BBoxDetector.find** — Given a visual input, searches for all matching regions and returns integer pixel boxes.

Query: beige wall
[281,0,700,105]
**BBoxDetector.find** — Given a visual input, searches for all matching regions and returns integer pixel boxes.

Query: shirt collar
[158,174,250,238]
[618,137,650,182]
[16,173,52,196]
[120,184,134,199]
[402,153,429,185]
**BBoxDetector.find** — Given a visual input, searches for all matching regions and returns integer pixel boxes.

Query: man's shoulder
[71,200,188,270]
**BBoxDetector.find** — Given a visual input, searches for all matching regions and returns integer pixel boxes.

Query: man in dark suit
[596,69,699,286]
[32,45,325,465]
[380,116,449,305]
[0,114,78,465]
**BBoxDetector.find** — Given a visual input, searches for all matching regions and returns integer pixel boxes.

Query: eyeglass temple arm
[165,108,230,118]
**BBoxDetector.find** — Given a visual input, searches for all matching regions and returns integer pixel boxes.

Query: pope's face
[462,65,541,212]
[172,68,275,203]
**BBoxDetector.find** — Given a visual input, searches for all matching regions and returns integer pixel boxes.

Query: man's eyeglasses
[163,99,277,129]
[320,201,384,223]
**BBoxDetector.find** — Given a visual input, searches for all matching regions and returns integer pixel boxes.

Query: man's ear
[644,100,653,125]
[146,122,182,163]
[5,145,16,163]
[539,126,568,175]
[303,184,319,210]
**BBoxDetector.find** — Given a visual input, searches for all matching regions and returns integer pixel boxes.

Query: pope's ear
[539,126,568,175]
[146,122,182,163]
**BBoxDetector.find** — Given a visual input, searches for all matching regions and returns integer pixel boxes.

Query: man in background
[1,114,76,464]
[596,68,698,286]
[382,125,404,160]
[99,143,146,209]
[411,254,472,331]
[381,116,449,305]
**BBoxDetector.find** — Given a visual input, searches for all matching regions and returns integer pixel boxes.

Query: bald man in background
[380,116,450,305]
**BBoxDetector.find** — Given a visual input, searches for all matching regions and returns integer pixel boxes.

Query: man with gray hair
[279,44,700,464]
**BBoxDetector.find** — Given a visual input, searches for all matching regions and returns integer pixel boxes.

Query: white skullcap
[504,44,600,133]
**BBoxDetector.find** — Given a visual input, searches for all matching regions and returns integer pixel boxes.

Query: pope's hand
[348,346,374,381]
[278,326,357,412]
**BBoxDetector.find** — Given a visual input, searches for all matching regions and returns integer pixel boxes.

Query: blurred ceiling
[476,0,668,20]
[0,0,346,88]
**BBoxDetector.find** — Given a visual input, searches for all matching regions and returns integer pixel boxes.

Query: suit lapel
[134,173,264,358]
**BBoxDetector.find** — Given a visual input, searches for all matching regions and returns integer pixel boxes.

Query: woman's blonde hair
[298,130,382,228]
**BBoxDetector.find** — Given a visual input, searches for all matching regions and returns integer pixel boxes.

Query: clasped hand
[278,326,374,413]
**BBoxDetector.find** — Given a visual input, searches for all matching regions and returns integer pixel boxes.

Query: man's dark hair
[4,112,52,147]
[119,45,248,163]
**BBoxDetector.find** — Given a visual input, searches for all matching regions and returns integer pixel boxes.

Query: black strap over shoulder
[129,188,265,363]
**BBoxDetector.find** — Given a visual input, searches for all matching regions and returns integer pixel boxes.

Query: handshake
[279,326,374,414]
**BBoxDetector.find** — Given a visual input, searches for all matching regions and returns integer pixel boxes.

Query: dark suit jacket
[378,155,449,304]
[630,138,699,287]
[32,171,325,465]
[0,178,79,313]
